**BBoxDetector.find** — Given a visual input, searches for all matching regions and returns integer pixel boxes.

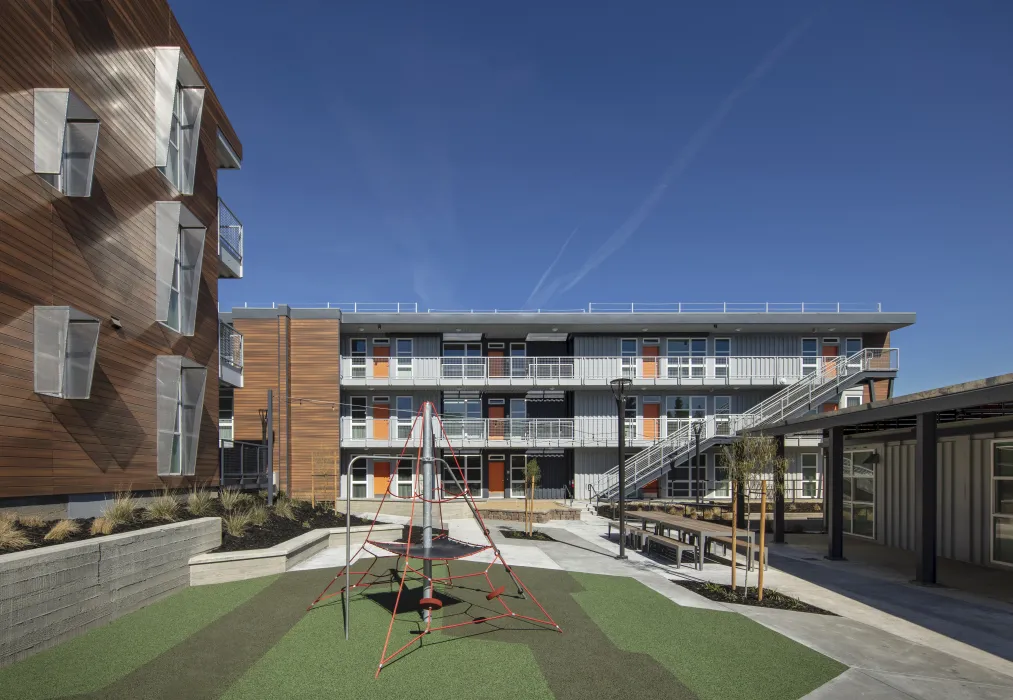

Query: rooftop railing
[238,301,888,314]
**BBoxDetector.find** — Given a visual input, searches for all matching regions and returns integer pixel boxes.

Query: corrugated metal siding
[339,333,439,357]
[849,430,1013,568]
[574,448,627,495]
[574,336,620,357]
[732,334,804,356]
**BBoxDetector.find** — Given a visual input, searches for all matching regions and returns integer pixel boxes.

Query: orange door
[642,479,659,498]
[643,345,659,378]
[373,345,390,378]
[822,402,839,413]
[489,349,506,377]
[488,459,505,497]
[822,344,838,378]
[489,405,505,441]
[373,400,390,440]
[373,461,391,496]
[643,401,661,440]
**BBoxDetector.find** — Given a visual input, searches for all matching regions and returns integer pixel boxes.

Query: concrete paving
[289,509,1013,698]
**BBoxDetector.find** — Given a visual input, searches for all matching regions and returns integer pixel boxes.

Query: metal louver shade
[156,356,206,476]
[154,47,205,194]
[178,87,205,194]
[154,202,205,334]
[34,307,70,396]
[34,89,100,197]
[34,306,100,399]
[181,366,207,476]
[63,121,101,197]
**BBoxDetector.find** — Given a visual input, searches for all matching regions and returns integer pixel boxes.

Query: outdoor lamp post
[693,420,704,505]
[610,377,633,559]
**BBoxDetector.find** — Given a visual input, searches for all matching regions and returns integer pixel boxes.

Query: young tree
[524,459,541,535]
[721,434,787,595]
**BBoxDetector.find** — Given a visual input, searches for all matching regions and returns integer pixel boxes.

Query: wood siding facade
[0,1,241,499]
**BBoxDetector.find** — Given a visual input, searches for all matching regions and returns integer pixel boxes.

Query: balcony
[219,321,243,387]
[338,415,745,449]
[338,355,818,388]
[217,198,243,278]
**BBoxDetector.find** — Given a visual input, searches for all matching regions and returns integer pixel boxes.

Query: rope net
[306,401,561,676]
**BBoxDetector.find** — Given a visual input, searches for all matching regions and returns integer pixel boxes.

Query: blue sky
[173,0,1013,393]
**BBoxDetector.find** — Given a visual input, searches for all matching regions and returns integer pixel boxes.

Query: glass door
[395,338,413,378]
[621,338,637,379]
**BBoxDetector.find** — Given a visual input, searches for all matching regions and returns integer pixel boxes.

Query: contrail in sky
[524,225,579,308]
[530,15,816,303]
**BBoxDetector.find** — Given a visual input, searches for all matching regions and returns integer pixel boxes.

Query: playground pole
[422,402,435,627]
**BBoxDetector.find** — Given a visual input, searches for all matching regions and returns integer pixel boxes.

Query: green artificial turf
[0,575,278,700]
[571,572,847,700]
[0,562,846,700]
[222,570,555,700]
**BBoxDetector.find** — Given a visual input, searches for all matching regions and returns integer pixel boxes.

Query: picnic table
[609,511,760,571]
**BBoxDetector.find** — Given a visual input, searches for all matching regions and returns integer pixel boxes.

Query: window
[219,387,234,444]
[155,48,205,194]
[802,338,819,376]
[624,396,637,441]
[396,458,415,498]
[510,398,527,438]
[668,454,707,498]
[667,338,706,378]
[443,397,482,438]
[800,453,819,498]
[444,454,482,496]
[33,306,100,400]
[156,356,206,476]
[846,338,863,370]
[510,342,527,378]
[845,395,862,408]
[713,452,730,498]
[843,450,877,537]
[621,338,637,379]
[443,342,482,378]
[155,202,205,336]
[350,457,368,499]
[396,396,413,439]
[34,89,100,197]
[665,396,705,435]
[349,397,367,439]
[396,338,413,378]
[714,396,732,435]
[992,442,1013,566]
[714,338,730,379]
[349,338,367,377]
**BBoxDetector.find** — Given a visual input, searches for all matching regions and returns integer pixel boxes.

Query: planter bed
[190,523,403,586]
[500,528,556,542]
[217,503,372,552]
[674,580,836,615]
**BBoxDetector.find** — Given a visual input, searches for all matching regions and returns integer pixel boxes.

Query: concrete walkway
[291,510,1013,699]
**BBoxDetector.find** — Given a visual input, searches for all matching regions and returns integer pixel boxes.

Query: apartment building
[0,0,245,515]
[223,303,913,503]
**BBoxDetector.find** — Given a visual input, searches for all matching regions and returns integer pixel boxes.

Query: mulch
[500,528,557,542]
[673,580,836,615]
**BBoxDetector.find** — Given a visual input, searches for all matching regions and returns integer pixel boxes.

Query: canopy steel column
[827,426,845,560]
[915,411,938,584]
[774,434,785,543]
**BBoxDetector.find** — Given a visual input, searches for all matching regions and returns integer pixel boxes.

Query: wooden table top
[626,510,748,538]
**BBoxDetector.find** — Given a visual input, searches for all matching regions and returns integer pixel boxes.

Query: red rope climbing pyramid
[307,401,561,677]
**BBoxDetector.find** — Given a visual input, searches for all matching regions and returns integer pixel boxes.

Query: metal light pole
[265,391,274,507]
[693,420,703,505]
[610,377,632,560]
[421,402,434,627]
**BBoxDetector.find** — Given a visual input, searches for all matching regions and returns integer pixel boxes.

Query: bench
[706,535,766,570]
[645,533,692,567]
[607,520,652,551]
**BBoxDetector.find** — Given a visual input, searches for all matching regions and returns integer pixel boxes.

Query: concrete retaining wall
[0,518,220,669]
[189,524,403,586]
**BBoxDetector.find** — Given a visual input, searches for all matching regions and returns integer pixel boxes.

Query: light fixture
[358,327,364,332]
[642,328,648,332]
[735,328,742,332]
[110,316,122,329]
[551,327,558,332]
[828,327,836,332]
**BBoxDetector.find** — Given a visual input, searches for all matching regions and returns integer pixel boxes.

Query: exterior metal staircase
[594,349,898,501]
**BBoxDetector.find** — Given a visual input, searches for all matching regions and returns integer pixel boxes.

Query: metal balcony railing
[218,198,243,262]
[595,348,899,500]
[240,301,889,314]
[219,321,243,370]
[339,355,834,385]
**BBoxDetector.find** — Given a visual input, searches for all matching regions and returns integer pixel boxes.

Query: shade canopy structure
[306,401,561,677]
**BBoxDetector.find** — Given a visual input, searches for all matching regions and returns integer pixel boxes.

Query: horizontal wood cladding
[0,0,241,498]
[289,319,339,499]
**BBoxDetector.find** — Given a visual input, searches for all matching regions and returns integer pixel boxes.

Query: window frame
[802,337,819,375]
[621,338,638,379]
[800,453,819,498]
[843,449,877,538]
[991,441,1013,567]
[349,338,367,378]
[395,338,413,378]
